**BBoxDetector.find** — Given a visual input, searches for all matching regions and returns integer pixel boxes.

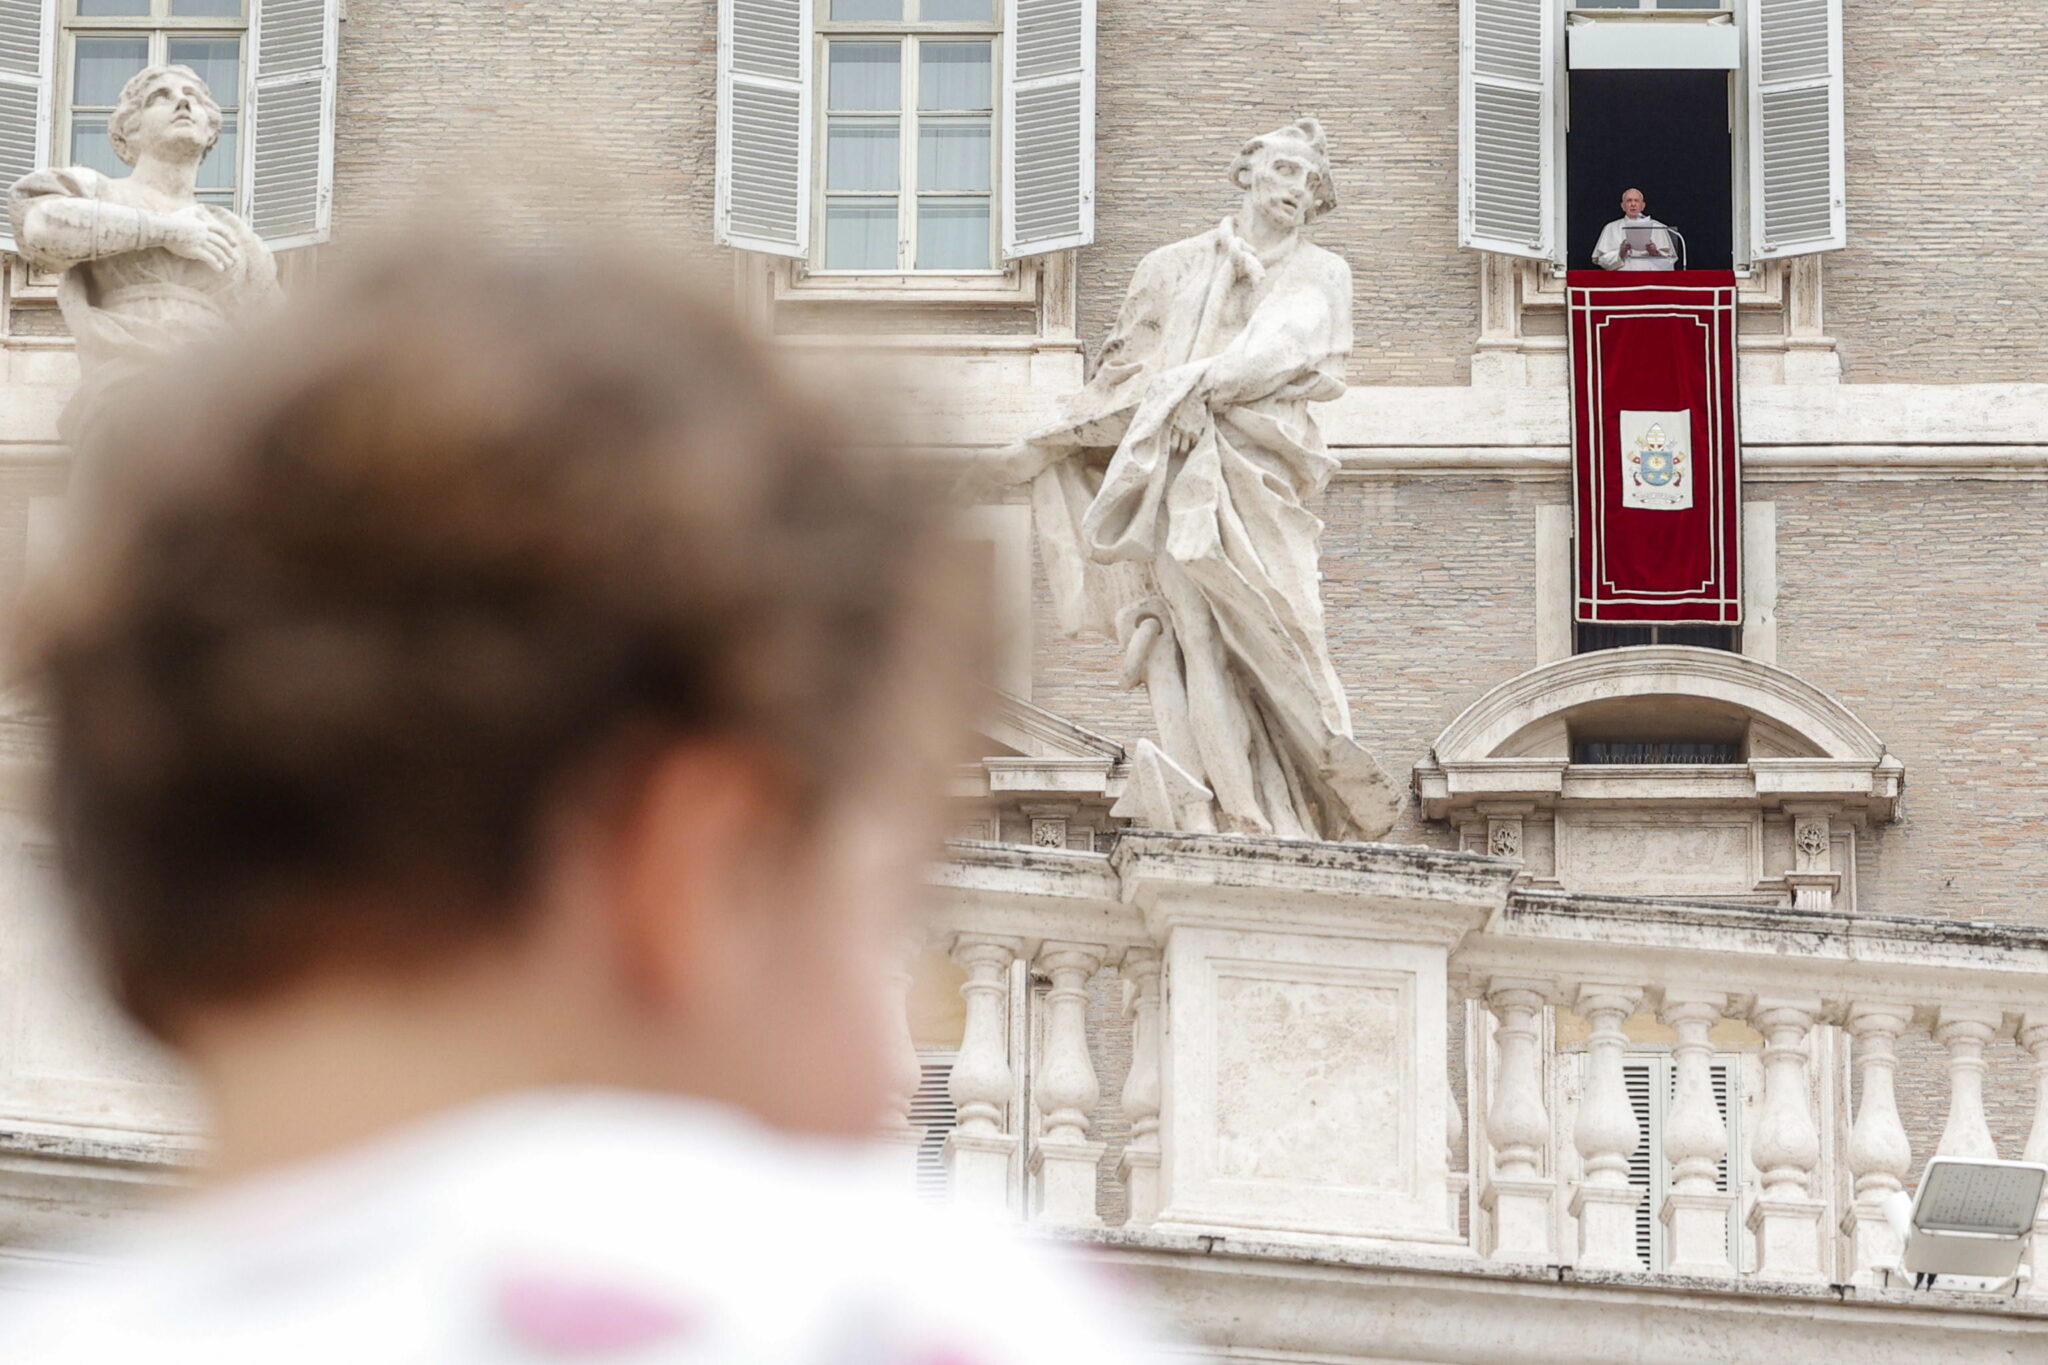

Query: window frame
[56,0,248,214]
[811,0,1003,278]
[1551,1,1749,272]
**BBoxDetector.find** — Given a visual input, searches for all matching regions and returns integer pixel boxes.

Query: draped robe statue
[8,64,279,460]
[988,119,1400,842]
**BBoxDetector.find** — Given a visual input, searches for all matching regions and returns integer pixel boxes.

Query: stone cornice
[1078,1229,2048,1364]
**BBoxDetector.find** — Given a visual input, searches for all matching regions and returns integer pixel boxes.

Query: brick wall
[1830,0,2048,383]
[332,0,728,286]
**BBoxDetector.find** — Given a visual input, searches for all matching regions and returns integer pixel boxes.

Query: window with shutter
[1614,1052,1742,1271]
[1001,0,1089,259]
[814,0,999,272]
[911,1050,959,1200]
[245,0,336,247]
[1744,0,1843,258]
[40,0,332,246]
[0,0,52,255]
[1459,0,1558,260]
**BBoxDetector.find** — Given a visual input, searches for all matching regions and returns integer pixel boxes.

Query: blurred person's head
[14,233,977,1161]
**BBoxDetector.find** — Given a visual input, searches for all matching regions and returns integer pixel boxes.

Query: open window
[0,0,340,256]
[715,0,1094,272]
[1459,0,1843,270]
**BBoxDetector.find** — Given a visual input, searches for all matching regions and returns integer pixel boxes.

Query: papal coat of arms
[1619,409,1694,510]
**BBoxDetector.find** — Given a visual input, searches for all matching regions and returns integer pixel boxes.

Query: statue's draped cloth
[1013,220,1399,841]
[9,167,277,453]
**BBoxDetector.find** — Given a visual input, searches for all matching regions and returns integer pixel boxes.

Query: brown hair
[17,235,964,1037]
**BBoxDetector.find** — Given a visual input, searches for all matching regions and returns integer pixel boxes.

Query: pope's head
[1230,117,1338,232]
[110,65,222,168]
[1620,187,1647,219]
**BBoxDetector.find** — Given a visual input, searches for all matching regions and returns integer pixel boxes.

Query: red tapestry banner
[1570,270,1742,625]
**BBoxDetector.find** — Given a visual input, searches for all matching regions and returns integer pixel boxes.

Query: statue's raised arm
[8,64,280,458]
[983,117,1399,843]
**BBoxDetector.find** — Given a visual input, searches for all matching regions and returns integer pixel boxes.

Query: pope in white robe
[1593,187,1676,271]
[977,118,1400,843]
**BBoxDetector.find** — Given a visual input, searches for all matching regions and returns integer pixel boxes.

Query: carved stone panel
[1554,812,1764,898]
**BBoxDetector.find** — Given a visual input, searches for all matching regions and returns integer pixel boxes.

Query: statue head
[1228,117,1337,230]
[109,64,223,168]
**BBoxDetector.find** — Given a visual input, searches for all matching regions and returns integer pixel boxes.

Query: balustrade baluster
[1842,1003,1914,1283]
[1570,985,1645,1271]
[1117,948,1163,1228]
[1031,941,1108,1227]
[944,935,1023,1211]
[1934,1004,2003,1159]
[1745,998,1826,1282]
[1482,981,1556,1261]
[1447,1076,1468,1239]
[880,940,925,1182]
[1659,990,1734,1277]
[2018,1012,2048,1298]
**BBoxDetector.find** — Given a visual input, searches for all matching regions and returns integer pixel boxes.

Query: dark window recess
[1573,740,1743,765]
[1566,68,1733,272]
[1575,622,1739,654]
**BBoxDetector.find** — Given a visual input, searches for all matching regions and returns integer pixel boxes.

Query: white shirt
[1593,215,1676,271]
[0,1090,1164,1365]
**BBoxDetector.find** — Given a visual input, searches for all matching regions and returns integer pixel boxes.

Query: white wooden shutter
[1616,1054,1742,1273]
[911,1051,959,1201]
[244,0,338,248]
[1744,0,1844,259]
[0,0,53,256]
[1622,1058,1660,1270]
[716,0,811,259]
[1001,0,1093,259]
[1459,0,1557,260]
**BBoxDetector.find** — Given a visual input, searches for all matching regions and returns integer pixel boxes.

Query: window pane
[76,0,150,14]
[916,197,989,269]
[197,111,235,190]
[824,196,899,269]
[74,37,150,108]
[1654,0,1720,7]
[167,37,242,108]
[918,0,992,18]
[828,42,900,111]
[830,0,900,17]
[68,115,125,177]
[918,116,988,191]
[827,118,899,191]
[171,0,247,14]
[918,41,990,110]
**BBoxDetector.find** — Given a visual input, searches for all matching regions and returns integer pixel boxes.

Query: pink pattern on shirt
[496,1271,693,1355]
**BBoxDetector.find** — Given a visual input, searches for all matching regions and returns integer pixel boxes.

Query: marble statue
[8,64,279,454]
[980,117,1400,842]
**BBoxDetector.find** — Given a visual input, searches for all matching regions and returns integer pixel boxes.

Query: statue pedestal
[1112,832,1514,1253]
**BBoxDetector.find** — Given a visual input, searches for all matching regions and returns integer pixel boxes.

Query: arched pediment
[1428,647,1887,765]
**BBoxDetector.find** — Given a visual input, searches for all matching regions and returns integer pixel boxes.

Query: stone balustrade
[926,833,2048,1295]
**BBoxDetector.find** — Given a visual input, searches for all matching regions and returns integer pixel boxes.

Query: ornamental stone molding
[1414,648,1903,904]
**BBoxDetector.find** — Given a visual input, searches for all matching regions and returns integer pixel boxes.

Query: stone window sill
[772,256,1040,306]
